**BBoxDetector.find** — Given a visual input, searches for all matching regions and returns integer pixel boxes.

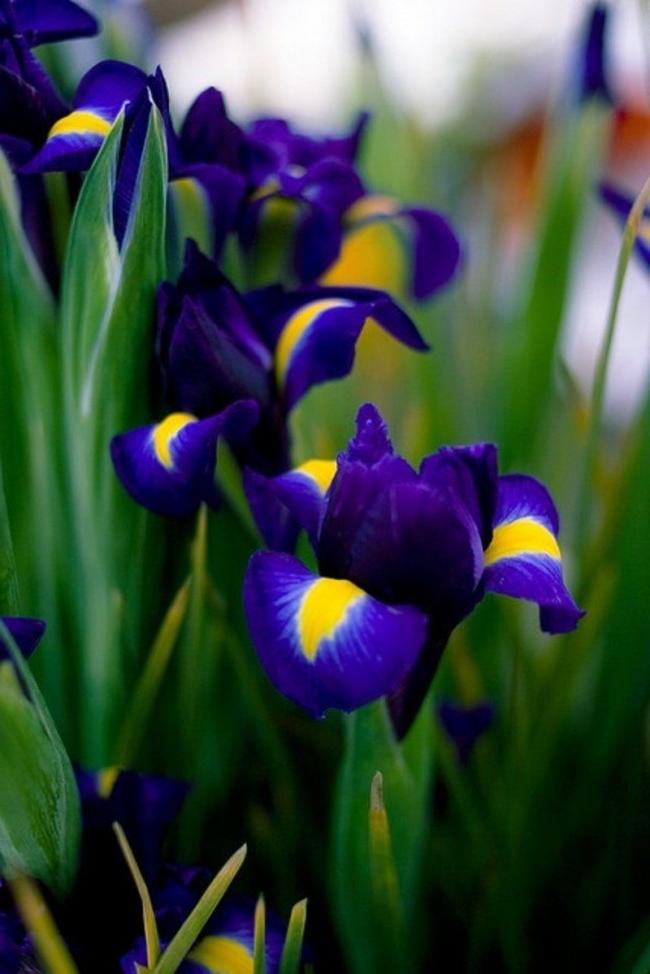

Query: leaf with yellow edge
[278,899,307,974]
[9,872,79,974]
[151,844,247,974]
[113,823,160,969]
[254,894,267,974]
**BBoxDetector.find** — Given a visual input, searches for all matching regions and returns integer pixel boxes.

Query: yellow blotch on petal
[152,413,197,470]
[97,767,120,799]
[298,576,364,661]
[319,219,406,295]
[275,298,353,386]
[484,517,561,567]
[295,458,337,493]
[48,110,112,139]
[188,935,253,974]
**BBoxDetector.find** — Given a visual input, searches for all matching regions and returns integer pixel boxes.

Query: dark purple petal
[0,616,46,661]
[244,457,336,552]
[420,442,498,548]
[179,86,248,173]
[437,699,495,764]
[7,0,98,46]
[170,163,245,257]
[404,206,463,300]
[317,403,417,579]
[244,551,428,716]
[577,2,612,103]
[110,402,259,517]
[482,474,584,633]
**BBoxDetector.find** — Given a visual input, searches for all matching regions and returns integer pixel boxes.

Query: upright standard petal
[577,2,612,103]
[420,442,498,549]
[319,195,462,301]
[24,60,147,172]
[169,164,246,259]
[110,402,259,517]
[482,474,584,633]
[244,457,337,552]
[0,616,46,660]
[244,551,428,716]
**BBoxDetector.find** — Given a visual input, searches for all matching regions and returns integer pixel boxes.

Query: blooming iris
[243,404,584,733]
[110,242,427,514]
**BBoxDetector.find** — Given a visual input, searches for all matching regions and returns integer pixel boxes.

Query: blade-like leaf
[152,844,247,974]
[9,872,79,974]
[278,899,307,974]
[113,822,160,969]
[253,894,267,974]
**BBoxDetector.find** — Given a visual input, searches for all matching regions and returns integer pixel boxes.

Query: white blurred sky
[157,0,650,419]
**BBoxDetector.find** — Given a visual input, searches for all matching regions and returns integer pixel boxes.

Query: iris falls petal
[482,474,584,633]
[244,552,428,716]
[110,402,259,517]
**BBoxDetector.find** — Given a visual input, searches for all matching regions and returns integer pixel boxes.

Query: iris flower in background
[110,242,427,516]
[244,404,584,735]
[0,765,294,973]
[600,183,650,268]
[122,884,287,974]
[576,2,612,104]
[0,615,45,660]
[437,699,495,764]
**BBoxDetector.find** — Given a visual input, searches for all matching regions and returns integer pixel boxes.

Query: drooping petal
[244,551,428,716]
[319,195,462,301]
[600,183,650,267]
[253,286,426,410]
[0,616,46,661]
[110,402,259,517]
[24,60,147,172]
[482,474,584,633]
[420,442,498,548]
[5,0,98,45]
[244,457,337,552]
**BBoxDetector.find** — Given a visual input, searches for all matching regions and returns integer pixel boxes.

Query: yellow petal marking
[295,458,337,493]
[188,936,253,974]
[97,767,120,798]
[298,576,365,661]
[319,219,406,294]
[48,110,112,139]
[274,298,353,386]
[484,517,560,567]
[152,413,197,470]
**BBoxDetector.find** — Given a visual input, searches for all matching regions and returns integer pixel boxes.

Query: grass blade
[113,823,160,969]
[9,873,79,974]
[278,899,308,974]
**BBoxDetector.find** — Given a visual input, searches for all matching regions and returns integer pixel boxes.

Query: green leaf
[253,894,267,974]
[0,624,80,895]
[331,700,433,974]
[278,899,308,974]
[9,873,79,974]
[113,823,160,969]
[152,844,247,974]
[368,772,407,970]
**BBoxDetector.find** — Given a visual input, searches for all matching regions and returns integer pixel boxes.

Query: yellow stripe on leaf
[188,935,253,974]
[295,458,337,493]
[48,110,112,139]
[298,577,364,661]
[275,298,352,386]
[484,517,561,567]
[152,413,196,469]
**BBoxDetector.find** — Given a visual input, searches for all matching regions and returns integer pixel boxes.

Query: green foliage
[0,624,80,895]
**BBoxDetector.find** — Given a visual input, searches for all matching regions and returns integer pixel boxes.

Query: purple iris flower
[243,404,584,735]
[122,889,287,974]
[113,242,425,493]
[0,615,45,661]
[437,699,495,764]
[0,0,98,141]
[577,2,612,104]
[0,767,189,973]
[600,183,650,268]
